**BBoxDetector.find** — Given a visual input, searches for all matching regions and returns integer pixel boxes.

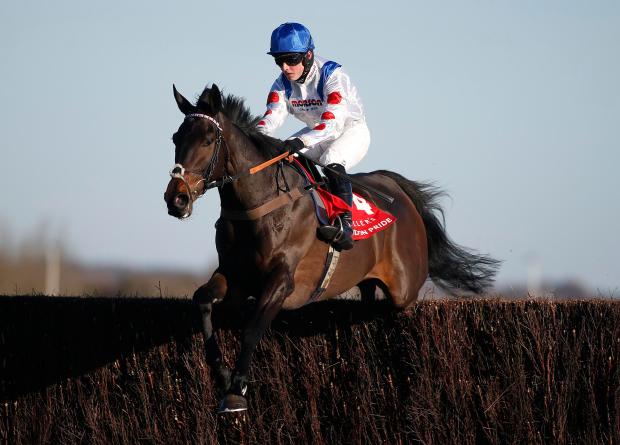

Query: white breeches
[290,121,370,170]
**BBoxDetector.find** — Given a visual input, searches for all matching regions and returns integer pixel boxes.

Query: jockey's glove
[283,138,304,154]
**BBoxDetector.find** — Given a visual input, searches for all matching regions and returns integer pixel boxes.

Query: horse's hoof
[217,394,248,414]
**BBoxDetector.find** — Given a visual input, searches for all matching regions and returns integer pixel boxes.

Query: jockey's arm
[298,71,349,148]
[255,79,289,135]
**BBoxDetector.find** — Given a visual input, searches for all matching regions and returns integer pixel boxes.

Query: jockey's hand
[283,138,304,155]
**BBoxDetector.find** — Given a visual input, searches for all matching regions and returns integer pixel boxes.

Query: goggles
[274,53,305,67]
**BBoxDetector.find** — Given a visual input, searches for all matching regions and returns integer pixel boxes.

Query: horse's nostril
[174,193,189,209]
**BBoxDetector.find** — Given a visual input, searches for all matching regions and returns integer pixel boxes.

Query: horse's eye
[203,136,215,147]
[172,133,180,145]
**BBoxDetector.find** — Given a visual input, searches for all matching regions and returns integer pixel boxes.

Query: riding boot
[336,210,354,250]
[317,163,354,251]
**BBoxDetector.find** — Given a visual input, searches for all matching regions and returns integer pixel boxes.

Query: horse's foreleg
[193,271,231,391]
[218,265,293,413]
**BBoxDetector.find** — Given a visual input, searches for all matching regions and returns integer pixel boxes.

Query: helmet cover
[268,22,315,55]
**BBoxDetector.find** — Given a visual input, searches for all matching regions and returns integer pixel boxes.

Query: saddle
[288,158,339,227]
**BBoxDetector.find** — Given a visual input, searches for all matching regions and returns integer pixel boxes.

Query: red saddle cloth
[291,158,396,240]
[315,188,397,240]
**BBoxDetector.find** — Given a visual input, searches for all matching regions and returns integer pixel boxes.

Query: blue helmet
[268,22,315,55]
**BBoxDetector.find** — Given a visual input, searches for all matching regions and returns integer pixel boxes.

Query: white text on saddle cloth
[351,194,397,240]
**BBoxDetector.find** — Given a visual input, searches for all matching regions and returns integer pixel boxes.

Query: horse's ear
[208,83,223,113]
[173,84,195,115]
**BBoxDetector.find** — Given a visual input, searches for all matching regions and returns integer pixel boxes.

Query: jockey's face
[281,62,304,81]
[275,51,310,81]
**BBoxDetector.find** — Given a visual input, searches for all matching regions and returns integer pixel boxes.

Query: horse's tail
[373,170,500,294]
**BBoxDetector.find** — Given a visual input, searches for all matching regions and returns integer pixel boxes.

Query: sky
[1,1,619,293]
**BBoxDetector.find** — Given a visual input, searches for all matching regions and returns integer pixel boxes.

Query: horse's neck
[219,126,298,211]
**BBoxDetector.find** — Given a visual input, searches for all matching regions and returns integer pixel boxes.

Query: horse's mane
[198,87,285,158]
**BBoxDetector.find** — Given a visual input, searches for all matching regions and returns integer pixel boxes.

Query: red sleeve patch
[267,92,279,104]
[313,123,326,131]
[327,92,342,104]
[264,109,273,116]
[258,120,266,126]
[321,111,335,120]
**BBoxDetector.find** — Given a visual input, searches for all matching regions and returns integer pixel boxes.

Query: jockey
[256,22,370,251]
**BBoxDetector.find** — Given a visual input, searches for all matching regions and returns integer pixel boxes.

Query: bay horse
[164,84,499,413]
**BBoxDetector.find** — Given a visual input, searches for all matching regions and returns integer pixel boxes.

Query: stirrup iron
[317,215,344,243]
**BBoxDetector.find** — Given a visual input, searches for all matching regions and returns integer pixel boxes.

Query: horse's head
[164,84,226,219]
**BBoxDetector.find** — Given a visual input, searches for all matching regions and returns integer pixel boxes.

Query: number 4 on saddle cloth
[290,158,397,241]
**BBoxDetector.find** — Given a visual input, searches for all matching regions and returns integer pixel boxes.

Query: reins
[170,113,394,220]
[204,150,291,190]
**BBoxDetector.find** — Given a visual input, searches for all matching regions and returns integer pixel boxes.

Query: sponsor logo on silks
[291,99,323,107]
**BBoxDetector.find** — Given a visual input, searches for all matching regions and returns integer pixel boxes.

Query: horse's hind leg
[375,227,428,308]
[193,270,231,391]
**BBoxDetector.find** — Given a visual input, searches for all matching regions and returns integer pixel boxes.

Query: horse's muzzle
[165,192,192,219]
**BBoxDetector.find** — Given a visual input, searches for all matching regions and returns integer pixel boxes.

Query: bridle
[169,113,294,217]
[169,113,228,207]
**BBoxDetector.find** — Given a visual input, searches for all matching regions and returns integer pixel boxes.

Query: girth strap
[220,187,310,221]
[307,245,341,304]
